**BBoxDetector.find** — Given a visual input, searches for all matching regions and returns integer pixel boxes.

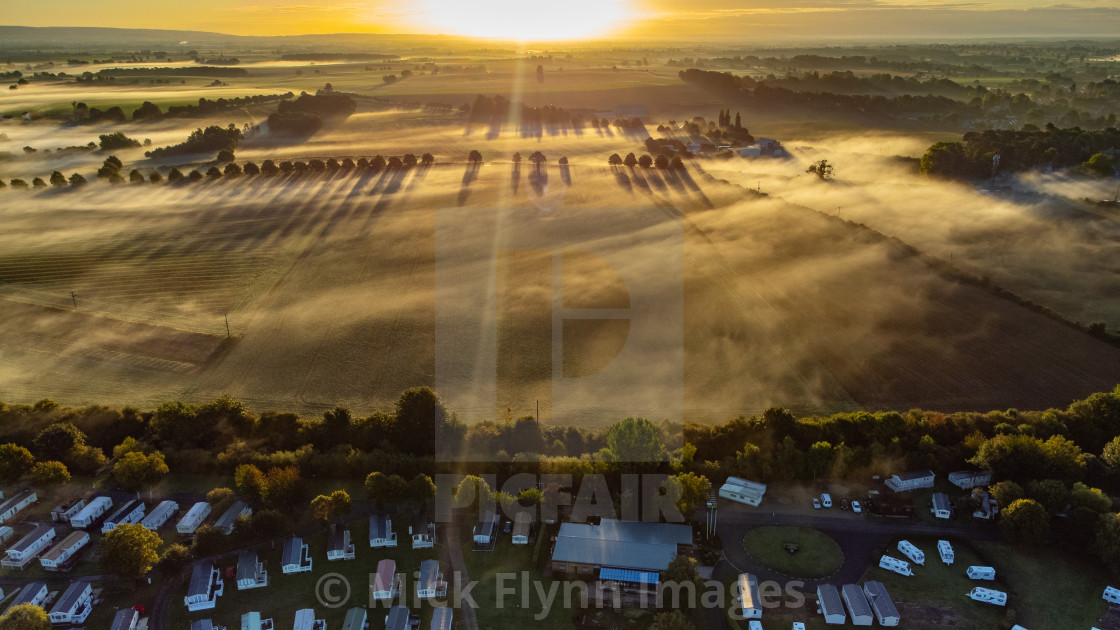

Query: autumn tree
[30,461,71,487]
[0,604,49,630]
[113,451,169,490]
[999,498,1050,545]
[0,443,34,482]
[102,523,163,579]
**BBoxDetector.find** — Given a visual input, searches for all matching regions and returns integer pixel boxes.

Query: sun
[415,0,633,41]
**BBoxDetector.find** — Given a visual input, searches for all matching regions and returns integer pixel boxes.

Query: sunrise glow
[414,0,633,40]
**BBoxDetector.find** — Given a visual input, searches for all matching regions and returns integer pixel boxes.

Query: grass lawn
[742,526,844,579]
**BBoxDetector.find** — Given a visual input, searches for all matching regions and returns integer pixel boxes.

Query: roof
[42,530,87,561]
[551,519,692,573]
[236,549,259,582]
[932,493,952,511]
[105,499,144,523]
[190,621,215,630]
[73,496,112,520]
[894,470,935,481]
[10,581,46,607]
[51,581,91,613]
[188,563,214,597]
[386,606,410,630]
[215,501,249,529]
[431,607,453,630]
[513,512,532,538]
[373,559,396,592]
[722,477,767,494]
[476,509,498,537]
[600,568,659,584]
[949,470,990,480]
[10,523,54,552]
[328,524,348,551]
[341,607,367,630]
[418,559,440,592]
[109,608,139,630]
[817,584,844,616]
[293,609,316,630]
[182,502,210,520]
[863,581,900,620]
[738,573,761,611]
[842,583,873,618]
[282,537,304,565]
[369,514,389,539]
[0,489,35,514]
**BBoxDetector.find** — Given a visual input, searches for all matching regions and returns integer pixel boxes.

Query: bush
[99,132,141,151]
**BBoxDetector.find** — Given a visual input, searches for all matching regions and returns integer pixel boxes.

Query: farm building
[386,606,411,630]
[48,580,93,624]
[341,607,367,630]
[0,489,37,524]
[281,536,312,573]
[70,496,112,528]
[0,526,12,545]
[236,548,268,590]
[51,497,86,523]
[109,608,140,630]
[184,562,224,611]
[101,499,146,534]
[878,555,912,576]
[473,509,500,545]
[949,470,992,489]
[863,581,900,626]
[938,540,954,565]
[177,501,211,534]
[967,566,995,580]
[550,519,693,578]
[431,606,453,630]
[968,587,1007,606]
[214,501,251,535]
[293,608,326,630]
[898,540,925,565]
[417,559,447,599]
[1105,586,1120,604]
[3,582,47,615]
[931,493,952,519]
[241,612,273,630]
[736,573,763,619]
[737,146,762,157]
[512,511,533,544]
[410,512,435,548]
[327,523,356,560]
[141,500,178,530]
[885,470,935,492]
[370,558,401,601]
[719,477,767,507]
[2,523,56,569]
[369,513,396,547]
[816,584,846,625]
[753,138,786,157]
[40,529,90,570]
[842,584,873,626]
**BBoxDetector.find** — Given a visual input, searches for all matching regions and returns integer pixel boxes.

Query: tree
[149,171,163,184]
[654,154,669,169]
[224,163,242,176]
[262,466,305,511]
[512,152,522,164]
[1095,512,1120,576]
[365,472,408,508]
[30,461,70,487]
[371,155,387,171]
[608,153,622,166]
[311,490,351,521]
[1027,479,1069,514]
[638,154,653,168]
[243,162,260,175]
[99,132,141,150]
[1070,482,1112,513]
[558,156,568,165]
[408,473,436,502]
[129,169,145,183]
[261,160,279,175]
[1083,152,1115,177]
[206,487,234,512]
[50,171,66,187]
[0,604,49,630]
[68,173,87,186]
[649,610,695,630]
[168,168,184,183]
[32,177,46,188]
[623,152,638,167]
[999,498,1050,545]
[132,101,162,120]
[990,480,1025,507]
[468,150,483,163]
[159,543,193,576]
[920,141,968,177]
[402,153,418,167]
[670,156,685,170]
[666,472,711,516]
[807,159,834,180]
[529,151,547,170]
[189,170,204,182]
[235,464,267,503]
[216,149,235,163]
[421,153,434,166]
[33,422,86,461]
[0,443,34,482]
[113,451,169,491]
[102,522,163,579]
[604,417,665,463]
[206,166,222,179]
[387,156,403,170]
[661,554,701,590]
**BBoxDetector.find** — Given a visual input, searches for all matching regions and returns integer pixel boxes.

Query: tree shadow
[560,164,571,186]
[611,166,632,193]
[511,162,520,194]
[529,167,548,197]
[407,163,432,190]
[458,162,479,206]
[645,169,668,193]
[629,167,650,193]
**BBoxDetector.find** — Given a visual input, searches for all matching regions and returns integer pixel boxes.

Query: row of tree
[608,152,686,170]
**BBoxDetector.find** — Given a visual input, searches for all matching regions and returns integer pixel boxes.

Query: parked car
[851,500,862,513]
[840,498,850,511]
[812,497,821,509]
[502,520,511,534]
[821,493,832,508]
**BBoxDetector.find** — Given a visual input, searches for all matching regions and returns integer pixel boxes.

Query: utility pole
[224,314,231,338]
[70,292,77,309]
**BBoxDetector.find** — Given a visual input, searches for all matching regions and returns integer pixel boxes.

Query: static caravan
[878,555,913,577]
[236,548,268,590]
[177,502,211,535]
[0,526,12,545]
[3,581,47,615]
[948,470,992,489]
[968,587,1007,606]
[411,512,435,549]
[931,493,952,519]
[184,562,224,611]
[49,580,93,624]
[863,581,900,626]
[1104,586,1120,604]
[40,529,90,570]
[938,540,954,565]
[842,584,873,626]
[0,489,37,524]
[369,513,397,548]
[293,608,326,630]
[719,477,768,507]
[190,621,218,630]
[512,511,532,545]
[884,470,935,492]
[70,496,112,529]
[736,573,763,619]
[101,499,146,534]
[386,606,411,630]
[966,566,996,580]
[897,540,925,565]
[370,558,401,601]
[417,559,446,599]
[2,523,56,569]
[51,498,86,523]
[141,500,178,530]
[109,608,140,630]
[341,607,367,630]
[214,500,251,535]
[241,611,274,630]
[816,584,846,625]
[430,607,453,630]
[281,536,312,574]
[473,509,499,545]
[327,523,356,561]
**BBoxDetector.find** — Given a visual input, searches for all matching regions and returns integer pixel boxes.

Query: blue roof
[598,568,660,584]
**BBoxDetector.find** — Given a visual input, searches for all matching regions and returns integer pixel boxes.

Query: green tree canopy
[30,461,71,487]
[605,417,665,463]
[0,604,49,630]
[999,498,1050,546]
[113,451,168,491]
[0,443,34,483]
[102,522,163,579]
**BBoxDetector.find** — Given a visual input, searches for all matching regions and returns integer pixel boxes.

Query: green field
[742,526,845,579]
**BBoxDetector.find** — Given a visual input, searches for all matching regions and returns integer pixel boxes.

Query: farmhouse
[736,573,763,619]
[931,493,952,519]
[70,496,112,528]
[184,562,224,611]
[371,558,401,601]
[2,523,56,569]
[293,608,326,630]
[327,523,356,560]
[369,513,397,547]
[862,581,900,626]
[214,501,251,535]
[411,512,435,549]
[51,497,85,523]
[109,608,140,630]
[719,477,767,507]
[101,499,146,533]
[281,536,312,573]
[341,607,367,630]
[473,509,500,546]
[0,489,37,524]
[416,559,447,599]
[816,584,846,625]
[885,470,935,492]
[550,519,693,579]
[241,611,274,630]
[141,500,178,530]
[236,548,268,590]
[4,581,47,615]
[512,511,533,545]
[431,606,453,630]
[386,606,411,630]
[48,580,93,624]
[841,584,873,626]
[177,501,211,534]
[949,470,992,489]
[39,529,90,570]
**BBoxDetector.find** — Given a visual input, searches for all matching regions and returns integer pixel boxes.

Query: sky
[6,0,1120,40]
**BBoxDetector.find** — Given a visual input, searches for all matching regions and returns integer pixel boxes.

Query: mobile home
[897,540,925,565]
[431,607,453,630]
[0,526,12,545]
[341,607,367,630]
[369,513,397,547]
[863,581,900,626]
[214,500,251,535]
[236,548,268,590]
[1104,586,1120,604]
[968,587,1007,606]
[109,608,140,630]
[884,470,935,492]
[70,496,112,529]
[48,580,93,624]
[816,584,846,625]
[411,512,435,548]
[931,493,952,519]
[176,501,211,535]
[51,498,86,523]
[938,540,954,565]
[948,470,992,489]
[878,555,913,577]
[386,606,410,630]
[736,573,762,619]
[473,509,499,545]
[293,608,326,630]
[966,566,995,580]
[512,511,532,545]
[101,499,146,534]
[417,559,446,599]
[3,582,47,615]
[241,612,274,630]
[0,489,37,524]
[370,558,400,601]
[141,500,178,530]
[327,523,356,560]
[842,584,873,626]
[281,536,312,574]
[2,523,56,569]
[719,477,768,507]
[39,529,90,570]
[184,562,224,611]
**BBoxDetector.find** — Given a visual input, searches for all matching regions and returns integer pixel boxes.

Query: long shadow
[560,164,571,186]
[366,169,393,195]
[458,163,479,206]
[511,163,520,195]
[645,169,668,193]
[529,168,548,197]
[629,167,650,194]
[675,166,714,208]
[407,163,432,190]
[611,166,632,193]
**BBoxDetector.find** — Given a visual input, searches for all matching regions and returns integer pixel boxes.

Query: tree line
[919,125,1120,178]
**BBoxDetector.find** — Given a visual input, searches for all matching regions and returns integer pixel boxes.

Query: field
[741,527,844,579]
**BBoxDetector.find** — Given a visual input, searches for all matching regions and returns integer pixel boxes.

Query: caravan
[967,587,1007,606]
[878,555,913,577]
[938,540,954,565]
[70,496,112,529]
[966,566,995,580]
[897,540,925,565]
